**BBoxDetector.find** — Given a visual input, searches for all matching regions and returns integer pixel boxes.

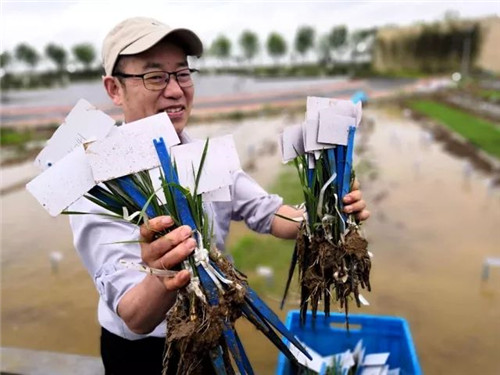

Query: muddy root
[162,251,247,375]
[296,223,371,326]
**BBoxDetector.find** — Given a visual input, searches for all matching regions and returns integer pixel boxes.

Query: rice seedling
[67,137,311,374]
[280,97,372,327]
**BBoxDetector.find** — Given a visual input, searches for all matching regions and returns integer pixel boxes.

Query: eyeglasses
[113,68,199,91]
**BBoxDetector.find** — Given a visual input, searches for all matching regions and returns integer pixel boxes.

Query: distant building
[476,16,500,74]
[372,16,500,75]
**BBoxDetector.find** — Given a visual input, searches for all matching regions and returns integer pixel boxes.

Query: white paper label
[306,96,332,122]
[363,353,390,366]
[171,135,239,195]
[26,146,96,216]
[34,99,115,171]
[288,340,325,373]
[317,110,355,146]
[306,96,362,127]
[87,113,180,183]
[281,124,305,162]
[304,119,333,152]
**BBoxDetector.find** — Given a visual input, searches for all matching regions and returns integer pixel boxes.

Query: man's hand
[117,216,195,334]
[140,216,195,291]
[343,179,370,222]
[271,179,370,239]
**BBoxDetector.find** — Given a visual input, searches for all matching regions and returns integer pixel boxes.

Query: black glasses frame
[113,68,199,90]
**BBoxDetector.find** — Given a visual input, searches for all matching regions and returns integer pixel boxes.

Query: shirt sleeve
[69,196,146,314]
[230,169,283,233]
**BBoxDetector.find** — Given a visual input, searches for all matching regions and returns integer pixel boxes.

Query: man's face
[110,41,194,134]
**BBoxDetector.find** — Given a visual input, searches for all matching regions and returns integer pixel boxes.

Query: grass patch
[478,89,500,102]
[408,99,500,158]
[1,128,35,146]
[228,165,303,295]
[268,164,304,205]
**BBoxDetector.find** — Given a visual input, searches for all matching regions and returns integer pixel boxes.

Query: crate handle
[330,322,362,332]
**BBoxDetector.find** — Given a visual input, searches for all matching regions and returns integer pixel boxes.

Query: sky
[1,0,499,57]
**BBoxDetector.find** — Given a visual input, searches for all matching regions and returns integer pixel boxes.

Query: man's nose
[162,77,183,98]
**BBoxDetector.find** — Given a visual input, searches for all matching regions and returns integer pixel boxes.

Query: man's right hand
[140,216,195,291]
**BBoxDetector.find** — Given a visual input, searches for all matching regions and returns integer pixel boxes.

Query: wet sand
[357,107,500,374]
[2,107,500,374]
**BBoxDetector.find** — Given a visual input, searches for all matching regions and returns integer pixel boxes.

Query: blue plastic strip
[307,168,314,188]
[153,137,197,229]
[196,265,220,306]
[153,138,178,184]
[88,186,121,210]
[245,287,312,360]
[154,138,222,321]
[234,331,254,375]
[326,148,337,182]
[341,126,356,200]
[153,137,243,374]
[222,321,247,375]
[241,302,269,331]
[335,145,345,197]
[244,299,307,366]
[319,362,327,375]
[209,346,228,375]
[116,176,156,218]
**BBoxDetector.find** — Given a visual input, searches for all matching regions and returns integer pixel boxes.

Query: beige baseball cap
[102,17,203,76]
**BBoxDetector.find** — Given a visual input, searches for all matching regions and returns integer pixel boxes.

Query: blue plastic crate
[276,310,421,375]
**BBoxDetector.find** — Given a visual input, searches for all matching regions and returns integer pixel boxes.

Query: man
[70,17,369,374]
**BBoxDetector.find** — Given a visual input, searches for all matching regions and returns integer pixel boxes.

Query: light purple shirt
[69,130,282,339]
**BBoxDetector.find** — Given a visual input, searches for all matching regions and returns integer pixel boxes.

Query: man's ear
[103,76,123,106]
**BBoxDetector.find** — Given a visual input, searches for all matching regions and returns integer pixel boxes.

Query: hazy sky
[2,0,499,55]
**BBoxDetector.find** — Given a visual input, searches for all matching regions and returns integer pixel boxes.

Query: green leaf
[194,138,210,196]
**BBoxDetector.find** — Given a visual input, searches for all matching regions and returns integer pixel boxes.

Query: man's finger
[146,225,193,259]
[343,189,362,204]
[163,269,191,291]
[148,237,196,269]
[139,216,174,242]
[344,199,367,214]
[351,179,360,191]
[356,209,370,222]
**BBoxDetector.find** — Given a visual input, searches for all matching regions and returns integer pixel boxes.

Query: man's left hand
[342,179,370,222]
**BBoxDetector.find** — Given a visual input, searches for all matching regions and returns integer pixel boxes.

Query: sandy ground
[2,107,500,374]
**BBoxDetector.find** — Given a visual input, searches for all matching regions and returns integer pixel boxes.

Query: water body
[2,107,498,374]
[0,75,415,128]
[0,75,413,112]
[0,75,351,108]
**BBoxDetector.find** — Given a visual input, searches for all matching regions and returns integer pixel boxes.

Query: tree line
[1,25,375,74]
[1,15,486,89]
[1,43,96,73]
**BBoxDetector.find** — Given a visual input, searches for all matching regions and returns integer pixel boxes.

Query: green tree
[351,28,377,59]
[210,35,232,65]
[45,43,67,71]
[15,43,40,69]
[317,34,331,64]
[267,32,287,64]
[329,26,347,48]
[72,43,96,70]
[351,28,376,44]
[294,26,315,59]
[0,51,12,70]
[239,30,259,63]
[329,26,347,62]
